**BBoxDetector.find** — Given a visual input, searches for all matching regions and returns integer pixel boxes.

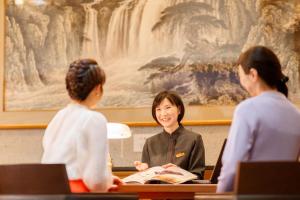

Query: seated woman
[134,91,205,179]
[42,58,121,192]
[217,46,300,192]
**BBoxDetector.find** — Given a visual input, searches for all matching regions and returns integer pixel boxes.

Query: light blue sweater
[217,91,300,192]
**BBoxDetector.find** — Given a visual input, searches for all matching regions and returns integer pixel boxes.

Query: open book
[123,166,197,184]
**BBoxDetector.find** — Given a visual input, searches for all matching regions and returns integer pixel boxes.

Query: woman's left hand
[108,175,123,192]
[162,163,177,169]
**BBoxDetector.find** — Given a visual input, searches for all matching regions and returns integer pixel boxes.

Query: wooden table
[194,194,233,200]
[116,184,217,199]
[194,194,300,200]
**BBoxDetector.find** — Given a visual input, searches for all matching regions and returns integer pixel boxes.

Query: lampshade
[107,122,132,139]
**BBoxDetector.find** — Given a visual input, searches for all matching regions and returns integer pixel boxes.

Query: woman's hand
[108,175,123,192]
[162,163,177,169]
[134,161,149,171]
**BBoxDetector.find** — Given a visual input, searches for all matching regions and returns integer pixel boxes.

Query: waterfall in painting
[4,0,300,110]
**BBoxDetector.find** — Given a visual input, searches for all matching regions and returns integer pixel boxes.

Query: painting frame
[0,0,236,127]
[2,0,298,127]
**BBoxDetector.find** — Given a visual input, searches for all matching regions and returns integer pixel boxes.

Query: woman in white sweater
[217,46,300,192]
[42,59,121,192]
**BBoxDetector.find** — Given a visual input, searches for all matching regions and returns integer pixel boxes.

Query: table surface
[117,184,217,193]
[194,194,300,200]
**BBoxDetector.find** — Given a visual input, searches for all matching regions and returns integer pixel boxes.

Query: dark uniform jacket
[141,125,205,179]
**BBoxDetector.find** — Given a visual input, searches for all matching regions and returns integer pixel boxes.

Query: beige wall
[0,125,229,166]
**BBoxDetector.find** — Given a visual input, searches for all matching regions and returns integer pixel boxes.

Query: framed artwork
[1,0,299,125]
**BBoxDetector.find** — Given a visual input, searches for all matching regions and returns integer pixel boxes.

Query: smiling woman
[134,91,206,179]
[152,91,184,134]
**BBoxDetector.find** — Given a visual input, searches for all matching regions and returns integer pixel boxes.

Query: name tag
[175,152,185,158]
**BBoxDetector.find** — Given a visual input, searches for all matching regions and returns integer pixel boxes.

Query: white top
[42,103,112,192]
[217,91,300,192]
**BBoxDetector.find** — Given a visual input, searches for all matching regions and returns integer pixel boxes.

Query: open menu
[123,166,197,184]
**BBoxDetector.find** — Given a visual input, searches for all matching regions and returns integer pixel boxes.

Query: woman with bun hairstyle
[217,46,300,192]
[42,59,121,192]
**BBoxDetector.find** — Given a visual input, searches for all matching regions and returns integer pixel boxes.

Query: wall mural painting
[4,0,300,111]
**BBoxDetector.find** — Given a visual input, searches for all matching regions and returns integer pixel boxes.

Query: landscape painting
[4,0,300,111]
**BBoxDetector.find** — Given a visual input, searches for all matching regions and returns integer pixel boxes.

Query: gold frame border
[2,1,300,128]
[0,1,236,125]
[0,120,231,129]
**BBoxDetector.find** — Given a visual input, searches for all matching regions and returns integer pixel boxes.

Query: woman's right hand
[134,161,149,171]
[108,175,123,192]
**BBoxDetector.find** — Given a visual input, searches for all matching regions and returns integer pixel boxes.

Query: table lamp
[107,122,131,139]
[106,123,132,168]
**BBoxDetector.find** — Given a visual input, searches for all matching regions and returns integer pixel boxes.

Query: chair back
[67,193,139,200]
[234,161,300,195]
[210,139,227,184]
[0,164,71,194]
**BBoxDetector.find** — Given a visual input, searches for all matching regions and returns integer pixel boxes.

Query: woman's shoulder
[145,132,164,142]
[235,97,256,114]
[49,106,71,122]
[180,126,202,139]
[85,110,107,124]
[66,105,107,128]
[77,111,107,137]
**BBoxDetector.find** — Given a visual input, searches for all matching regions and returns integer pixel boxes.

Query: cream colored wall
[0,129,43,164]
[0,126,229,166]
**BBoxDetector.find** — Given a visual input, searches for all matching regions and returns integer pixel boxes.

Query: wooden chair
[234,161,300,195]
[210,139,227,184]
[0,164,71,194]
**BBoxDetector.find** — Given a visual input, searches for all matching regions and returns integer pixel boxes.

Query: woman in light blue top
[217,46,300,192]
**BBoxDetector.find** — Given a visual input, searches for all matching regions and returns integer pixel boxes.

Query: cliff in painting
[5,0,300,110]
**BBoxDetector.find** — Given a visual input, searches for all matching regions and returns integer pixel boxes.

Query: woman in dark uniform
[134,91,205,179]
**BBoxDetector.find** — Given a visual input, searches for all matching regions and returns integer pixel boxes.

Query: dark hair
[66,58,106,101]
[237,46,289,97]
[152,91,185,125]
